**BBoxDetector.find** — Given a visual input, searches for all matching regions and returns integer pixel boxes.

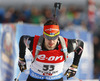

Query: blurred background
[0,0,100,81]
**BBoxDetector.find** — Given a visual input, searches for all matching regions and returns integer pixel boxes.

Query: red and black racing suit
[19,35,84,81]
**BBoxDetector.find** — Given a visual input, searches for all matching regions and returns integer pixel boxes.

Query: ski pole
[14,71,21,81]
[73,76,82,81]
[53,2,62,20]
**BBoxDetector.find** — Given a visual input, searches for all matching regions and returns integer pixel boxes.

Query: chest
[36,49,65,63]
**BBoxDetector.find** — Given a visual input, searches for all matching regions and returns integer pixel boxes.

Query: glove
[64,64,78,79]
[18,57,26,72]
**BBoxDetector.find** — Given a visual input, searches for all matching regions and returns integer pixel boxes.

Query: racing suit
[19,35,84,81]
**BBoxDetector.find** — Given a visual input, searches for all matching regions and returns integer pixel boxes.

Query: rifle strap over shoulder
[33,35,68,62]
[59,36,68,61]
[33,35,43,62]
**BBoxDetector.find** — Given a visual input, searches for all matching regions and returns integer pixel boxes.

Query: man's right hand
[18,58,26,72]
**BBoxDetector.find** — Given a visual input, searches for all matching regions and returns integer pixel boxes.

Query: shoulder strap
[33,35,68,62]
[33,35,43,62]
[59,36,68,61]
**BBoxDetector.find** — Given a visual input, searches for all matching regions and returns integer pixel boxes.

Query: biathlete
[18,19,84,81]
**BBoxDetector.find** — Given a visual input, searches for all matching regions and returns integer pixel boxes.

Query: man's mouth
[49,43,53,46]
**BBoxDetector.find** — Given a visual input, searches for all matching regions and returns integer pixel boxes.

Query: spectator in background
[94,51,100,79]
[0,8,5,23]
[7,7,16,22]
[3,8,23,23]
[17,11,27,22]
[58,6,68,29]
[22,5,31,23]
[42,6,53,20]
[10,9,21,22]
[95,6,100,28]
[3,8,12,23]
[81,21,87,30]
[73,11,82,25]
[66,6,74,23]
[93,30,100,79]
[30,7,45,24]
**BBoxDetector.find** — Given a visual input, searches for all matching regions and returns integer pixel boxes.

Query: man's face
[44,37,58,50]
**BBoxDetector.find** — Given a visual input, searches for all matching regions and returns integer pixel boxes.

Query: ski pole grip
[54,2,61,9]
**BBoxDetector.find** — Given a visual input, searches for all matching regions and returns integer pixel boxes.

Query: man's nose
[49,40,54,43]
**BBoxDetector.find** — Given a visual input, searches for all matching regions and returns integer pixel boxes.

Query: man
[18,19,84,81]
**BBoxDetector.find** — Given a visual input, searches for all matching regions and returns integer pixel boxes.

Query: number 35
[43,65,55,71]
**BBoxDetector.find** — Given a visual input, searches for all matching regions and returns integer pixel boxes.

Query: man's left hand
[64,64,78,79]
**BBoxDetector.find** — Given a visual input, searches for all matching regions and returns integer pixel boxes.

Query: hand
[64,64,78,79]
[18,58,26,72]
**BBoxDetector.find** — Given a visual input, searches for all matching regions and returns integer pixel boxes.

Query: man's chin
[48,46,55,50]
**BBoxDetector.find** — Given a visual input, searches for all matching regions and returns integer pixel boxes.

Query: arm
[18,35,34,72]
[19,35,34,59]
[68,39,84,66]
[64,39,84,79]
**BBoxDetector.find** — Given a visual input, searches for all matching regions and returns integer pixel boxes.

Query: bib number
[43,65,55,71]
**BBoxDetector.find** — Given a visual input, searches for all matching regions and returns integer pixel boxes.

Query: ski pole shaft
[73,76,82,81]
[17,71,21,80]
[14,71,21,81]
